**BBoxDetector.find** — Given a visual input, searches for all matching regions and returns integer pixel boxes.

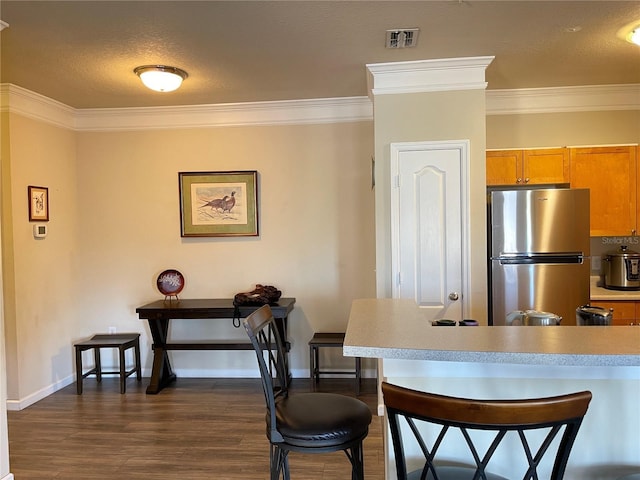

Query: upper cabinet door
[486,148,569,186]
[523,148,569,185]
[569,146,637,237]
[486,150,522,185]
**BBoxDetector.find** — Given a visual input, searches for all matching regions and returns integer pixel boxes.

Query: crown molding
[1,82,639,132]
[74,96,373,131]
[0,84,372,131]
[486,84,640,115]
[1,84,76,129]
[367,56,495,97]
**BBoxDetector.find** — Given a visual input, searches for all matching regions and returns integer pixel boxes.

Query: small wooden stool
[309,332,361,395]
[74,333,142,394]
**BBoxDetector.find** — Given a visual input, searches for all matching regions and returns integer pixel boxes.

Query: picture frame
[28,185,49,221]
[179,171,258,237]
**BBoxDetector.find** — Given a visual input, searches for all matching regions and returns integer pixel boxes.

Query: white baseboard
[6,375,75,411]
[6,367,377,411]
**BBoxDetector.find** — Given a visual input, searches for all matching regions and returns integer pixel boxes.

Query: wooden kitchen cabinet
[569,146,638,236]
[590,300,638,326]
[486,148,569,186]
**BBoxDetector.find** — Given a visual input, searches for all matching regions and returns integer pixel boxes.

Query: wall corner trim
[1,84,76,128]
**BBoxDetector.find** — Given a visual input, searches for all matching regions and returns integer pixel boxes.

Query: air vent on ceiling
[386,28,420,48]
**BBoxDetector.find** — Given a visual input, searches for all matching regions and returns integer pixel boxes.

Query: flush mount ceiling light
[134,65,188,92]
[629,26,640,46]
[617,20,640,46]
[0,20,9,31]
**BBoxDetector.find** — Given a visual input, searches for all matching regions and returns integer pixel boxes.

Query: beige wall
[372,89,488,322]
[2,116,376,404]
[487,110,640,148]
[3,113,79,402]
[72,122,376,380]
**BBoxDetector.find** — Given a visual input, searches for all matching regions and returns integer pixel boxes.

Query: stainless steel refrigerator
[488,188,590,326]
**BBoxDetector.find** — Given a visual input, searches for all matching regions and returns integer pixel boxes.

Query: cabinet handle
[632,229,636,236]
[516,178,522,183]
[524,178,530,183]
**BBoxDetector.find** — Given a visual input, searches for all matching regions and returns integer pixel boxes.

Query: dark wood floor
[7,377,384,479]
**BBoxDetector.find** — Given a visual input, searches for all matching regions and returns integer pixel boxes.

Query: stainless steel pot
[507,310,562,326]
[603,245,640,290]
[576,305,613,326]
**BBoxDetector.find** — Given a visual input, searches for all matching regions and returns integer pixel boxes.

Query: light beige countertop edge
[344,298,640,367]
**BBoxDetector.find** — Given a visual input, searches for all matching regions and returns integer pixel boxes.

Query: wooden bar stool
[309,332,361,395]
[74,333,142,394]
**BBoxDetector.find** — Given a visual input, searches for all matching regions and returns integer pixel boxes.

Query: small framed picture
[28,186,49,222]
[179,171,258,237]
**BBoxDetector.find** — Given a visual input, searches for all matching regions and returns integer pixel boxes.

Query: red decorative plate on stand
[157,269,184,301]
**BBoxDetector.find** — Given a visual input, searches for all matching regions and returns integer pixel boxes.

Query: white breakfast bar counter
[344,299,640,480]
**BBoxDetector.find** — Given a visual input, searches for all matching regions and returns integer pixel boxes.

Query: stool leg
[314,346,320,384]
[119,346,126,394]
[134,338,142,381]
[355,357,361,396]
[309,346,315,391]
[94,348,102,383]
[75,347,83,395]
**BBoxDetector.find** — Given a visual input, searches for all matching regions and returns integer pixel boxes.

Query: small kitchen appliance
[507,310,562,326]
[575,305,613,325]
[603,245,640,290]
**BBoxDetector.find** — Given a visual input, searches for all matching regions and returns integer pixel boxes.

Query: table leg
[146,318,176,394]
[134,337,142,381]
[119,346,126,394]
[75,347,83,395]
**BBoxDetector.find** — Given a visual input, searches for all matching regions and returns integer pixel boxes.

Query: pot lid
[608,245,640,257]
[576,305,612,316]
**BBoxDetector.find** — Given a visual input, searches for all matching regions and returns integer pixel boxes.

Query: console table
[136,298,296,394]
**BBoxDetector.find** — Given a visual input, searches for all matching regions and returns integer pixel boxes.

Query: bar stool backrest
[382,382,592,480]
[243,304,290,443]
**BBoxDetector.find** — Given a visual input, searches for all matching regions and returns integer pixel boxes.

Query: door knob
[448,292,459,301]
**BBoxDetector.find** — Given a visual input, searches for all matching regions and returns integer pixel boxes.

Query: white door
[390,141,470,321]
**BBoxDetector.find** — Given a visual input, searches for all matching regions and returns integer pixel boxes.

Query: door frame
[389,140,472,317]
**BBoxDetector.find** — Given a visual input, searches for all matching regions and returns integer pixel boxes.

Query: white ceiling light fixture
[629,26,640,46]
[134,65,188,92]
[617,20,640,46]
[0,20,9,31]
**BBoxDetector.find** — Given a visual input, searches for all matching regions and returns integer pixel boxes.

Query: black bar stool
[309,332,361,395]
[74,333,142,394]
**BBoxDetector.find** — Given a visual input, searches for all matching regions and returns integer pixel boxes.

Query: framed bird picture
[28,185,49,222]
[179,171,258,237]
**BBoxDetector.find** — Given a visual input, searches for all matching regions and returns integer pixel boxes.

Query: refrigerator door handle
[498,256,584,265]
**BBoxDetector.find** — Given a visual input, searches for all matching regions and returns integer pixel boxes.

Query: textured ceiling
[1,1,639,109]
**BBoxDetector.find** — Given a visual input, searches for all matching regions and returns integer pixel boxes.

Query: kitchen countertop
[590,276,640,301]
[344,298,640,366]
